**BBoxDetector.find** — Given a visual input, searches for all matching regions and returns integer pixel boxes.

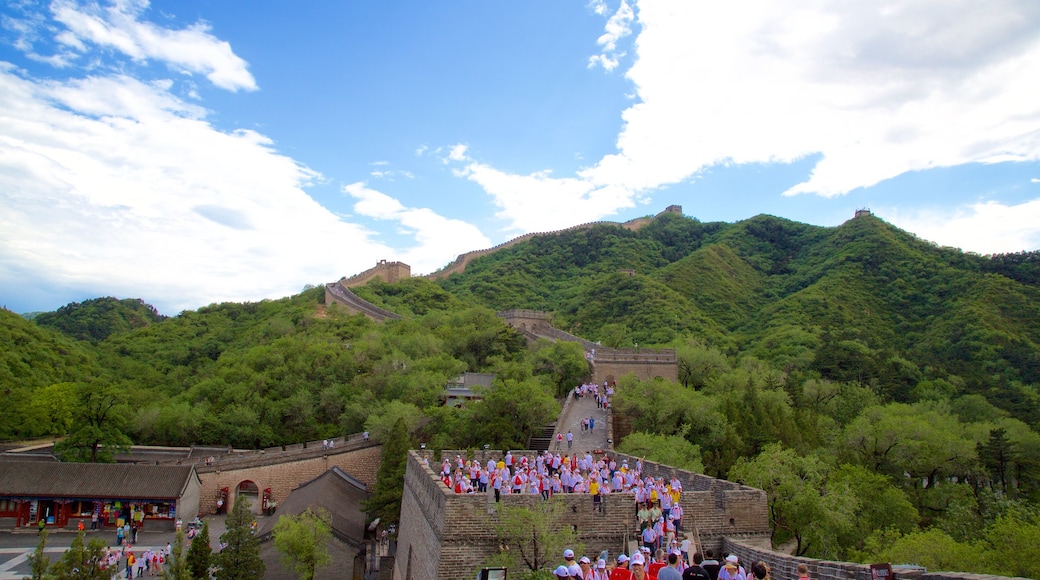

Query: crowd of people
[549,546,803,580]
[98,542,172,578]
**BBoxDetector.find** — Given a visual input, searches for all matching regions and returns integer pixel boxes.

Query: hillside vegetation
[3,211,1040,574]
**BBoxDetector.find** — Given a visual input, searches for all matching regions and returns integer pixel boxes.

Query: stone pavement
[552,392,611,455]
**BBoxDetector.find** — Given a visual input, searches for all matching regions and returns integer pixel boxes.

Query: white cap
[631,553,646,566]
[553,565,570,577]
[563,549,574,559]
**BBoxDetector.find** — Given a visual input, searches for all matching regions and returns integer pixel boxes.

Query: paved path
[552,393,611,455]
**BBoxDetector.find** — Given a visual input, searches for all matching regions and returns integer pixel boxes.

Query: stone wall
[593,355,679,383]
[341,260,411,287]
[721,538,1029,580]
[395,447,768,580]
[610,453,770,552]
[196,445,381,515]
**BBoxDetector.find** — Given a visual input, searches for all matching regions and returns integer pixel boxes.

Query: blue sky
[2,0,1040,315]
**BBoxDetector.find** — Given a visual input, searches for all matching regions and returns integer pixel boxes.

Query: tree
[729,444,852,557]
[531,339,590,398]
[617,431,704,473]
[487,500,583,575]
[54,381,133,463]
[26,529,49,580]
[165,530,190,580]
[364,417,412,526]
[214,498,265,580]
[273,508,333,580]
[48,531,109,579]
[187,521,213,580]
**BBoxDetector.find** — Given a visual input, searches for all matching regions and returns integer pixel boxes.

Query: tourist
[700,551,721,580]
[610,554,632,580]
[629,552,648,580]
[796,563,810,580]
[682,553,712,580]
[658,550,684,580]
[717,555,745,580]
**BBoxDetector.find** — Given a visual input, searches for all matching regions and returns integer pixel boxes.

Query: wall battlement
[393,448,769,580]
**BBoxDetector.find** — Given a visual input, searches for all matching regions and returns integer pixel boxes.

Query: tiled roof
[255,467,369,546]
[0,460,197,500]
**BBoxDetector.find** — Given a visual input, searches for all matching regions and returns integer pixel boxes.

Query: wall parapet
[721,538,1028,580]
[395,446,766,580]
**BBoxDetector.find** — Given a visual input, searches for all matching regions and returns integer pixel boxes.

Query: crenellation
[395,449,768,580]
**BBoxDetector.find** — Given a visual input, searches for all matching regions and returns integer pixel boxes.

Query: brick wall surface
[722,538,1030,580]
[197,445,381,514]
[593,359,679,383]
[396,449,769,580]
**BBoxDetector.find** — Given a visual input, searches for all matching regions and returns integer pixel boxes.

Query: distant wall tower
[854,208,873,218]
[664,204,683,215]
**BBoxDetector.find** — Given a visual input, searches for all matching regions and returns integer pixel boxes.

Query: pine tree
[214,497,265,580]
[363,417,412,526]
[186,521,213,579]
[48,531,109,579]
[166,530,190,580]
[26,529,49,580]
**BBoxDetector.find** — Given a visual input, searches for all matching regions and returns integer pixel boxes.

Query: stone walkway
[552,393,611,455]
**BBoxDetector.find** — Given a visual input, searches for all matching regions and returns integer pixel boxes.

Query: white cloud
[0,67,386,313]
[582,0,1040,198]
[1032,178,1040,183]
[588,0,634,72]
[452,162,638,234]
[343,183,492,274]
[461,0,1040,243]
[447,144,469,162]
[49,0,257,91]
[883,198,1040,254]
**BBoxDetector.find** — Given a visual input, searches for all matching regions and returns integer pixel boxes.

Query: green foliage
[531,339,590,397]
[165,530,191,580]
[616,431,704,473]
[489,500,583,575]
[186,521,213,579]
[215,498,265,580]
[47,531,110,579]
[364,418,412,526]
[730,444,849,557]
[26,529,49,580]
[858,506,1040,578]
[273,508,333,580]
[34,297,165,343]
[54,381,133,463]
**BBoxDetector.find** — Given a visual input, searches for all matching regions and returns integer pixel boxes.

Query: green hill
[34,297,166,343]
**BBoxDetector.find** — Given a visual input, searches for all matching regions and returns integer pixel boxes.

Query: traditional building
[0,460,201,531]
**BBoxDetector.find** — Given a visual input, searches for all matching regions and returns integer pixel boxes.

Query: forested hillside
[3,211,1039,575]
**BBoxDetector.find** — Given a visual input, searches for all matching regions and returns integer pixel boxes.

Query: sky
[2,0,1040,315]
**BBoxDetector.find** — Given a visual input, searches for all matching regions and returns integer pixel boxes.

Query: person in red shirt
[609,554,633,580]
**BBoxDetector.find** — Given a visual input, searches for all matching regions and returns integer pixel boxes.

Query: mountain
[429,211,1040,424]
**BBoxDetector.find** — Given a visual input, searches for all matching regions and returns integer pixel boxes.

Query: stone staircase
[528,423,556,452]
